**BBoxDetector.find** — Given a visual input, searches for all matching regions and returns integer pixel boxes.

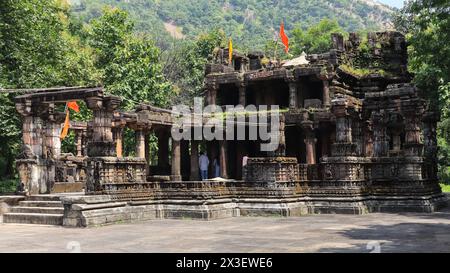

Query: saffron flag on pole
[60,110,70,140]
[228,37,233,64]
[67,101,80,112]
[280,21,289,53]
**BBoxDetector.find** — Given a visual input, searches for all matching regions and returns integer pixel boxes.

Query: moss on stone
[339,64,390,78]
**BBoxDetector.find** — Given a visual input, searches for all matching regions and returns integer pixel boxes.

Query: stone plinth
[321,156,368,181]
[244,157,299,182]
[60,179,447,227]
[85,157,147,198]
[16,158,47,194]
[368,156,424,181]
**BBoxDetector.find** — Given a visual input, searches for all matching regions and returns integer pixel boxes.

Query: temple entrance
[217,83,239,106]
[285,125,306,163]
[298,77,324,108]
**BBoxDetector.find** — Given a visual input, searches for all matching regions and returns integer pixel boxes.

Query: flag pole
[274,36,278,61]
[60,102,69,138]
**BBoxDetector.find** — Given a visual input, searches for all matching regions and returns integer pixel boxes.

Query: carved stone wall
[85,157,147,197]
[244,157,299,182]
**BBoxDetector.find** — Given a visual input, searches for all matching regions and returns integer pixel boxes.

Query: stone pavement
[0,205,449,253]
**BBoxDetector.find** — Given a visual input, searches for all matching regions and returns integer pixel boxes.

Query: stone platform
[59,180,447,227]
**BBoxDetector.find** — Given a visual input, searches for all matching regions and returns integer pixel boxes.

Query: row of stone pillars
[111,125,232,181]
[206,76,331,109]
[329,97,427,159]
[170,139,229,181]
[112,126,173,175]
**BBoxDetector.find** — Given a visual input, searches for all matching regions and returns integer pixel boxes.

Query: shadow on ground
[318,204,450,253]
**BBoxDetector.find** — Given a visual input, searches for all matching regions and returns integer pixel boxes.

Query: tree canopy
[290,19,345,55]
[394,0,450,183]
[86,7,173,110]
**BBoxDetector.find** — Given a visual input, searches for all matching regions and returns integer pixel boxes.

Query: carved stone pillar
[352,115,363,156]
[302,121,317,164]
[145,132,151,177]
[363,120,374,157]
[85,96,121,157]
[331,97,356,156]
[43,104,67,193]
[15,100,71,194]
[399,102,425,180]
[43,103,63,159]
[207,84,217,106]
[287,78,298,109]
[18,102,44,158]
[113,126,124,158]
[219,140,228,178]
[322,80,331,108]
[81,129,87,156]
[321,98,365,181]
[238,82,246,106]
[190,140,199,180]
[135,128,146,159]
[276,114,286,156]
[403,111,423,157]
[336,116,352,143]
[171,139,181,181]
[75,130,83,157]
[371,110,389,157]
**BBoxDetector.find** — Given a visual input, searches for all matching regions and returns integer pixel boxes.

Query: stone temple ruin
[3,31,446,227]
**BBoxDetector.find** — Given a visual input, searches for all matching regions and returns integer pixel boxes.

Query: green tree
[72,0,393,51]
[394,0,450,183]
[162,29,225,105]
[290,19,345,55]
[87,7,173,110]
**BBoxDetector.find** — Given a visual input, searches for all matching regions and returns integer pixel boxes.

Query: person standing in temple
[242,154,249,180]
[199,152,210,180]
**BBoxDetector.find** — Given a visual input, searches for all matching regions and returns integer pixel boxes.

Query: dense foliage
[162,29,226,105]
[291,19,346,54]
[86,7,173,110]
[70,0,393,51]
[394,0,450,183]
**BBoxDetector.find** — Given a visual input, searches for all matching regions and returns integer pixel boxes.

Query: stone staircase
[3,195,64,225]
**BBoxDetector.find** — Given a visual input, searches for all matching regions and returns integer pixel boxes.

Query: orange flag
[60,110,70,140]
[228,37,233,64]
[280,21,289,53]
[67,101,80,112]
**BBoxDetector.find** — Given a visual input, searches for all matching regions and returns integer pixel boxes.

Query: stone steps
[26,195,62,202]
[2,195,64,225]
[9,206,64,214]
[18,201,63,208]
[3,213,63,225]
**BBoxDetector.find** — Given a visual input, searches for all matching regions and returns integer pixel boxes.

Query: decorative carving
[126,165,135,182]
